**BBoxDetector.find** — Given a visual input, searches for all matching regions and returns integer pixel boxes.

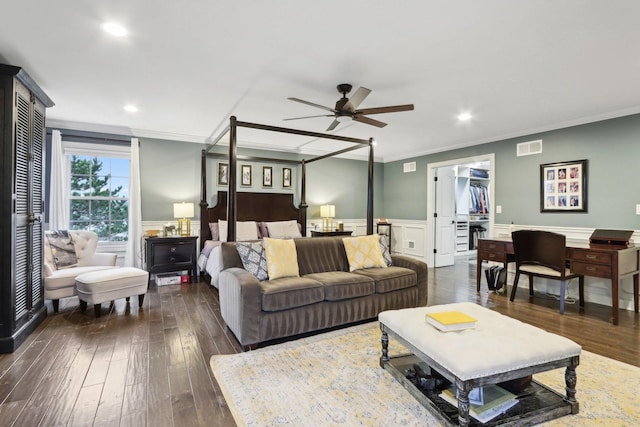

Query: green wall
[139,138,384,221]
[383,113,640,229]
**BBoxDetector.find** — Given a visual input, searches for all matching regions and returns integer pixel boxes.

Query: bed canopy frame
[200,116,375,242]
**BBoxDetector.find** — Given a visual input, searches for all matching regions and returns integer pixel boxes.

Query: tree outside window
[69,155,129,241]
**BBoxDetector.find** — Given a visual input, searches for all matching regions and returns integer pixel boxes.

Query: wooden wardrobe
[0,64,54,352]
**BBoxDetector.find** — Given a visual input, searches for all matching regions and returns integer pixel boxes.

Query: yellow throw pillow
[342,234,388,272]
[263,237,300,280]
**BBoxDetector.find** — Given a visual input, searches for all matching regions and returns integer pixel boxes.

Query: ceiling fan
[285,83,414,131]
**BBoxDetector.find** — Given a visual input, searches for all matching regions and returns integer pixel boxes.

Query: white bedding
[198,240,222,288]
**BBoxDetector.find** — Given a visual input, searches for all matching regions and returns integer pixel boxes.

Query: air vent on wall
[403,161,416,173]
[517,139,542,156]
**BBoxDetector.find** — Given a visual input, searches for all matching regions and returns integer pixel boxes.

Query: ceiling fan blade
[356,104,415,115]
[353,115,387,128]
[283,114,334,121]
[348,86,372,109]
[288,97,337,113]
[326,119,341,131]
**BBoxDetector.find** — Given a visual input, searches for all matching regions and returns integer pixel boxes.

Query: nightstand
[144,236,198,283]
[310,230,353,237]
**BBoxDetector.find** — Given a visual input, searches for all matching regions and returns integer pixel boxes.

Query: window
[65,142,130,242]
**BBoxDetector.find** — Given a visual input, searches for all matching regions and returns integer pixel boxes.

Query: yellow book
[425,311,477,331]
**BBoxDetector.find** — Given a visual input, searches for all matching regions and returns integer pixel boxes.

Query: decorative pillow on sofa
[219,220,260,242]
[379,234,393,266]
[263,237,299,279]
[342,234,387,272]
[235,242,269,281]
[265,220,302,239]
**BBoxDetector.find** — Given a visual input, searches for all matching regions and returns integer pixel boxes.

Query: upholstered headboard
[200,191,302,243]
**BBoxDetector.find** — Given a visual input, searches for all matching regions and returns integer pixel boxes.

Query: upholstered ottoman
[75,267,149,317]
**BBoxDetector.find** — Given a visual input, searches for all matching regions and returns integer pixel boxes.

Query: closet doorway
[426,154,495,268]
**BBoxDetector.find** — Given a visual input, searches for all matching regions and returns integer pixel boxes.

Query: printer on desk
[589,229,634,248]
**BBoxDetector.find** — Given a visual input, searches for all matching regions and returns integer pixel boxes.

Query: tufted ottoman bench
[379,302,581,426]
[75,267,149,317]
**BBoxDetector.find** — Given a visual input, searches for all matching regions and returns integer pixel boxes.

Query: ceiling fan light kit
[286,83,414,131]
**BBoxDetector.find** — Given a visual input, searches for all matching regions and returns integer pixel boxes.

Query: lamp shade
[173,202,194,219]
[320,204,335,218]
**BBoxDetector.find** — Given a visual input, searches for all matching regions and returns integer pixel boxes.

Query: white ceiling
[2,1,639,162]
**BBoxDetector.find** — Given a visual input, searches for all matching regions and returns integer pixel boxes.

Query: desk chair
[510,230,584,314]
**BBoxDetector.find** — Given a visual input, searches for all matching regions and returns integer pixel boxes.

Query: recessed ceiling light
[101,22,128,37]
[457,112,473,122]
[124,105,138,113]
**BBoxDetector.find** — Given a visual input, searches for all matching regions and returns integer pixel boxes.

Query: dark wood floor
[1,259,638,426]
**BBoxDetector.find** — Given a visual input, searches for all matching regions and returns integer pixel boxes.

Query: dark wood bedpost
[299,160,308,236]
[367,138,374,235]
[228,116,238,242]
[200,149,208,250]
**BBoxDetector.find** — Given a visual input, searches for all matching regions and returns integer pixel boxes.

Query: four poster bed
[198,117,375,286]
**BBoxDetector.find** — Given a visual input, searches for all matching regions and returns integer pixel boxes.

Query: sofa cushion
[342,234,387,271]
[304,271,375,301]
[295,237,350,275]
[235,241,269,281]
[264,238,300,279]
[353,266,417,293]
[261,277,324,311]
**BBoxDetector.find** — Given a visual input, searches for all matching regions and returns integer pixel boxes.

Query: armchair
[44,230,118,312]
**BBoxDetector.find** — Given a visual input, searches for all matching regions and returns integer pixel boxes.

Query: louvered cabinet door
[30,95,46,312]
[14,82,31,325]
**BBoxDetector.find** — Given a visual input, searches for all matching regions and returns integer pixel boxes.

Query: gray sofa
[218,236,428,348]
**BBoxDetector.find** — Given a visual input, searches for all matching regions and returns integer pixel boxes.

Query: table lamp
[320,204,335,231]
[173,202,194,236]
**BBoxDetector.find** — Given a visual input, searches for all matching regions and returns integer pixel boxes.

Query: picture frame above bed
[218,163,228,186]
[241,164,252,186]
[263,166,272,187]
[282,167,292,188]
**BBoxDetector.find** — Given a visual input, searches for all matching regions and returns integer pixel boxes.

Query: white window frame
[63,141,130,252]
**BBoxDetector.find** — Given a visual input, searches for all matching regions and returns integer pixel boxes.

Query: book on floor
[425,310,477,332]
[439,385,518,423]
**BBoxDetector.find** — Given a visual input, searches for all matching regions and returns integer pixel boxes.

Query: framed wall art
[262,166,272,187]
[282,167,292,188]
[241,164,252,186]
[540,159,588,212]
[218,163,228,186]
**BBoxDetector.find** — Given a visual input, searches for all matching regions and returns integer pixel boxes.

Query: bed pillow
[218,220,259,242]
[257,221,269,239]
[209,222,220,241]
[342,234,387,272]
[265,220,302,239]
[235,241,269,281]
[379,234,393,266]
[263,237,299,279]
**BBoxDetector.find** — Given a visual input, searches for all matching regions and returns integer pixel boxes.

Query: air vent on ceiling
[403,161,416,173]
[517,139,542,156]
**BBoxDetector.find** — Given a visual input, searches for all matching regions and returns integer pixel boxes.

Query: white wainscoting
[493,223,640,312]
[306,219,429,262]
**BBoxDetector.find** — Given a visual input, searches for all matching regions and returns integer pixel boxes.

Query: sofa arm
[218,268,263,347]
[92,252,118,266]
[392,255,428,306]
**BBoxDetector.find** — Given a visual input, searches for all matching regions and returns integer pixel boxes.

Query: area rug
[210,323,640,426]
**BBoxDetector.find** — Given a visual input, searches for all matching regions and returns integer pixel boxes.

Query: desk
[477,238,640,325]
